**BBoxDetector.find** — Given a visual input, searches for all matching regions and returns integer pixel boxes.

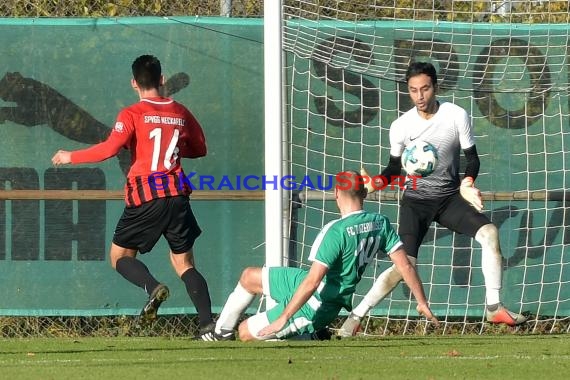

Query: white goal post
[264,1,286,268]
[266,1,570,334]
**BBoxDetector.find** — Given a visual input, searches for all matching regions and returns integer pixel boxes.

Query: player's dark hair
[336,170,367,200]
[405,61,438,86]
[132,55,161,90]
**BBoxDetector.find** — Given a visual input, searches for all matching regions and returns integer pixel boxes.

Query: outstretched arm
[361,154,402,194]
[257,262,328,337]
[390,247,439,325]
[51,132,127,166]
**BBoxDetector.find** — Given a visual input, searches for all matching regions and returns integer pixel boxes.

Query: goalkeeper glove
[360,166,384,195]
[460,177,483,212]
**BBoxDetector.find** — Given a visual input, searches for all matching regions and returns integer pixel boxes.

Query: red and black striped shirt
[71,97,206,207]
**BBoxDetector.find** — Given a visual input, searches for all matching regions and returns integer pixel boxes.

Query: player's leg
[111,202,168,324]
[238,311,270,341]
[111,244,168,324]
[235,267,271,341]
[169,249,216,336]
[474,223,527,325]
[215,266,298,338]
[164,196,216,337]
[238,267,327,341]
[439,194,527,325]
[339,197,431,337]
[110,244,163,296]
[213,266,263,340]
[474,223,502,306]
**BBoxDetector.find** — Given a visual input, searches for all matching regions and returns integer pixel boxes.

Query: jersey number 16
[149,127,180,171]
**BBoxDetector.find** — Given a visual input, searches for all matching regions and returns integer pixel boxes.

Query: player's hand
[257,316,286,338]
[459,177,483,212]
[51,150,72,166]
[360,166,384,195]
[416,303,440,327]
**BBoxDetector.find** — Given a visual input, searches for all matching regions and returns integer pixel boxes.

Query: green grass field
[1,335,569,379]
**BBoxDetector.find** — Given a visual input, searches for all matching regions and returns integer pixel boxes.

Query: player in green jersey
[204,170,438,341]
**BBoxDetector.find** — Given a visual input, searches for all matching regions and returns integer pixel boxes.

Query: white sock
[481,248,502,305]
[476,225,502,306]
[215,282,255,333]
[351,256,416,318]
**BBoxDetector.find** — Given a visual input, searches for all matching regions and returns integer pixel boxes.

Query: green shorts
[264,267,341,338]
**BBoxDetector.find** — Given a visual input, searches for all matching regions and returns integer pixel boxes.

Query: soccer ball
[402,140,438,177]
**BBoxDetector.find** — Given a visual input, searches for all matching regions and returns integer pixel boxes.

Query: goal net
[280,0,570,334]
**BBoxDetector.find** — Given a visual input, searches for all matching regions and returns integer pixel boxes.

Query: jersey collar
[141,97,174,105]
[341,209,365,219]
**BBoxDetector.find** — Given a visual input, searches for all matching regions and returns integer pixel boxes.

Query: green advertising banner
[0,17,265,315]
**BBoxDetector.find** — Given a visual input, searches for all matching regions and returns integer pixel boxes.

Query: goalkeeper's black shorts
[113,195,202,254]
[398,192,491,258]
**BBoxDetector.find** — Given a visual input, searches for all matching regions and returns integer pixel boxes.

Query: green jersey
[308,210,402,310]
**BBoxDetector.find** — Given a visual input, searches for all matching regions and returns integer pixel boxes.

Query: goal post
[278,1,570,334]
[264,1,288,269]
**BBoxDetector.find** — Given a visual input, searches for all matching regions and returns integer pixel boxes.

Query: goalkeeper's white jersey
[388,101,476,199]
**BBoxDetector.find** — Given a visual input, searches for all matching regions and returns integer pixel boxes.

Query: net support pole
[264,1,284,269]
[220,0,231,17]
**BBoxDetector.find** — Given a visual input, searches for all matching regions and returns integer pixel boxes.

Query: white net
[282,0,570,334]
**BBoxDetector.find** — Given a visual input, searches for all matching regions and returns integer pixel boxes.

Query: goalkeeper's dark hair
[132,55,161,90]
[406,61,438,86]
[336,170,367,200]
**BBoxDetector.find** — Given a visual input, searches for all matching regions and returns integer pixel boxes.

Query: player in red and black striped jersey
[52,55,215,338]
[63,71,206,207]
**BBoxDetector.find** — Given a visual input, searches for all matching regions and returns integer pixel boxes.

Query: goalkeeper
[338,62,527,337]
[206,170,438,341]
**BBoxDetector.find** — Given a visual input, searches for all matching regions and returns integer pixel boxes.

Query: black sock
[181,268,213,327]
[115,256,161,296]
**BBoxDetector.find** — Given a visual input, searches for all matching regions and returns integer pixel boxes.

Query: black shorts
[113,196,201,254]
[399,192,491,258]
